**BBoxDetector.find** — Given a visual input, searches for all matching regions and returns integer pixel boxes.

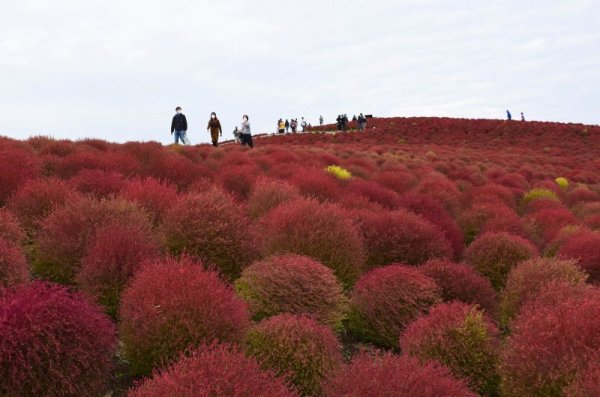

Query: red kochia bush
[119,256,250,376]
[260,198,365,288]
[128,343,297,397]
[0,238,29,289]
[245,314,342,396]
[400,302,501,396]
[161,189,258,280]
[351,209,453,270]
[465,232,538,290]
[0,282,116,397]
[322,353,476,397]
[420,259,498,316]
[348,264,441,348]
[565,362,600,397]
[235,254,347,329]
[68,169,127,198]
[121,177,178,224]
[76,222,161,317]
[289,167,342,202]
[0,209,25,246]
[36,197,152,283]
[500,286,600,397]
[7,177,81,232]
[558,231,600,284]
[0,145,40,205]
[247,178,301,219]
[500,257,587,326]
[346,178,402,209]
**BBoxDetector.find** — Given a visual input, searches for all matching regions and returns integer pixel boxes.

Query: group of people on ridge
[278,118,309,134]
[170,106,253,148]
[506,110,526,122]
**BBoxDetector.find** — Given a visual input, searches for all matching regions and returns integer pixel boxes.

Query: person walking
[301,117,307,132]
[171,106,189,145]
[285,119,290,133]
[521,112,526,122]
[319,115,323,126]
[278,119,285,134]
[291,119,298,133]
[239,115,253,148]
[506,110,512,121]
[358,113,366,131]
[207,112,223,147]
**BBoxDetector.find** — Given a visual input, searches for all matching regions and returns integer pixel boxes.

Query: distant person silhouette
[358,113,367,131]
[239,115,253,148]
[521,112,526,122]
[171,106,189,145]
[285,119,290,133]
[291,119,298,133]
[506,110,512,121]
[207,112,222,147]
[319,115,324,126]
[278,119,285,134]
[301,117,307,132]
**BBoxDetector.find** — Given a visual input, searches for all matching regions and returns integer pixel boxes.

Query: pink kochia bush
[7,177,81,232]
[119,256,250,376]
[160,189,258,280]
[247,178,301,219]
[351,209,453,270]
[35,196,152,283]
[245,314,343,396]
[0,144,40,205]
[565,362,600,397]
[0,282,117,397]
[400,302,501,396]
[500,257,587,326]
[235,254,347,329]
[419,259,498,316]
[76,222,161,317]
[0,238,29,289]
[500,285,600,396]
[465,232,538,290]
[348,264,441,348]
[558,231,600,284]
[128,343,297,397]
[121,177,178,224]
[260,198,365,288]
[322,352,476,397]
[0,208,25,245]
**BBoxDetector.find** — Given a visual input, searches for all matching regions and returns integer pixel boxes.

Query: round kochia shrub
[351,209,453,270]
[121,177,178,224]
[420,259,498,316]
[0,238,29,289]
[500,285,600,397]
[558,231,600,284]
[465,232,538,290]
[247,178,300,219]
[565,362,600,397]
[500,257,587,326]
[260,198,365,288]
[35,196,152,283]
[119,256,250,376]
[7,177,81,232]
[245,314,342,397]
[348,264,441,348]
[0,209,25,246]
[0,145,40,206]
[235,254,347,329]
[76,222,161,317]
[128,343,297,397]
[160,189,258,280]
[0,282,117,397]
[322,353,476,397]
[400,302,501,396]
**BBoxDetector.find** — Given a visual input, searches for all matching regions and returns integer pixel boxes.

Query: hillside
[1,117,600,396]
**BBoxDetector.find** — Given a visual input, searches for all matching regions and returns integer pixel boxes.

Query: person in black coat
[171,106,189,144]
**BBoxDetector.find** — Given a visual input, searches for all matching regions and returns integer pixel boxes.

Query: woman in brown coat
[207,112,223,147]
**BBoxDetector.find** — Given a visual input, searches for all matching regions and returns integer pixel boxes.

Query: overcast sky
[1,1,598,144]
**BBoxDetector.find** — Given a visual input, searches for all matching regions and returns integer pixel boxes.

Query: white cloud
[0,0,598,143]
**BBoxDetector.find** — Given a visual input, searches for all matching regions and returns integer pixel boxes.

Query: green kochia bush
[245,314,343,396]
[400,302,501,396]
[119,256,250,377]
[235,254,347,330]
[0,282,117,397]
[128,343,297,397]
[348,264,441,349]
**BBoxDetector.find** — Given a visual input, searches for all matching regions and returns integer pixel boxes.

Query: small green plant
[522,188,560,205]
[555,177,569,189]
[325,165,352,180]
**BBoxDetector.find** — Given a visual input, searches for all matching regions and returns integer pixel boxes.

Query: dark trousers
[240,134,254,148]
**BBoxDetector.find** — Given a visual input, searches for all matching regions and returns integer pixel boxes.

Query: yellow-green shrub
[325,165,352,180]
[522,188,560,205]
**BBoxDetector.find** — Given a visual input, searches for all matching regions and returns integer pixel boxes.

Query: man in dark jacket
[171,106,188,144]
